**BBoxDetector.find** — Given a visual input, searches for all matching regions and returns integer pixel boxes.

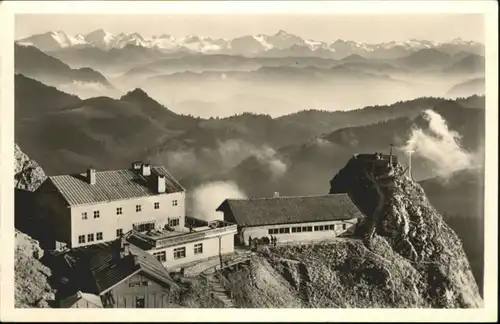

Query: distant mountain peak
[418,47,444,53]
[121,88,151,101]
[51,30,66,36]
[452,37,463,42]
[17,29,484,59]
[275,29,289,36]
[408,47,451,58]
[119,88,174,111]
[342,53,367,61]
[119,88,178,116]
[86,28,107,36]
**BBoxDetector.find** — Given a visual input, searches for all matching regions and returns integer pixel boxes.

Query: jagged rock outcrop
[15,229,44,260]
[14,143,54,308]
[220,155,482,308]
[419,167,485,296]
[15,143,47,191]
[329,154,482,308]
[15,144,48,240]
[15,230,54,308]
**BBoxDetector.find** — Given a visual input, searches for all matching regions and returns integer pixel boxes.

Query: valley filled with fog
[16,30,485,118]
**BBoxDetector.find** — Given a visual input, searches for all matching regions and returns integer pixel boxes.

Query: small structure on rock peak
[353,145,400,171]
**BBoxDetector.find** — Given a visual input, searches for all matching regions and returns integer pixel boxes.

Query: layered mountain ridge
[17,29,484,59]
[15,43,119,99]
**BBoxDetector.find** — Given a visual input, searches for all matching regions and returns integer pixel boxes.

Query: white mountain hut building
[36,161,238,271]
[36,162,187,249]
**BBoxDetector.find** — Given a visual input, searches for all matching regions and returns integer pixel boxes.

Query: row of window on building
[152,243,203,262]
[78,218,182,244]
[78,228,126,244]
[81,200,179,220]
[78,231,104,244]
[268,223,347,235]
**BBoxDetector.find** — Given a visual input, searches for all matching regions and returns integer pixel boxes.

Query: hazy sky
[15,14,485,43]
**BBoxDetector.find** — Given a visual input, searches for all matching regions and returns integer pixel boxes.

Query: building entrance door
[135,296,145,308]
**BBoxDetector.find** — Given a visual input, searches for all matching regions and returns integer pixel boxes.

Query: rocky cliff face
[15,230,54,308]
[220,154,482,308]
[14,144,54,308]
[15,143,48,240]
[15,143,47,191]
[223,241,433,308]
[329,154,482,308]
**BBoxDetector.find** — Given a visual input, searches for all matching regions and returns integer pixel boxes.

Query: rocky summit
[329,153,482,308]
[213,154,482,308]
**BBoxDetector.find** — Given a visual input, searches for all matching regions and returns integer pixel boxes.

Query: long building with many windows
[216,193,365,246]
[36,161,186,249]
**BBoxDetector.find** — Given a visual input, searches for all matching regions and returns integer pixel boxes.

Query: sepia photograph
[0,0,498,322]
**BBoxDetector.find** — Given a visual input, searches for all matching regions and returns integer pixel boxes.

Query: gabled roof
[216,193,364,227]
[47,166,185,207]
[127,244,177,289]
[76,239,177,295]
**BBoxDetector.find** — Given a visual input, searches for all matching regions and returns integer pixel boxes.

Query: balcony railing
[155,231,206,248]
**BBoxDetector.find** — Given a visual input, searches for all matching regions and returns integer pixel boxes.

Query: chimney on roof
[157,175,166,194]
[87,168,96,185]
[132,161,142,171]
[141,163,151,176]
[133,255,139,267]
[273,192,280,198]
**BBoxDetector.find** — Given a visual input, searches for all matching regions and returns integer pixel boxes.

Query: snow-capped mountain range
[16,29,484,58]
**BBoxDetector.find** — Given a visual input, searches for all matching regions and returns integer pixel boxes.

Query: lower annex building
[216,193,365,246]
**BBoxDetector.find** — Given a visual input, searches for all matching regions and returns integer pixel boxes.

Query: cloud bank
[403,109,480,177]
[163,139,288,180]
[190,181,247,222]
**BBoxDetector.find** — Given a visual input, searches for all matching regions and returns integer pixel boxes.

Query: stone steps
[206,274,236,308]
